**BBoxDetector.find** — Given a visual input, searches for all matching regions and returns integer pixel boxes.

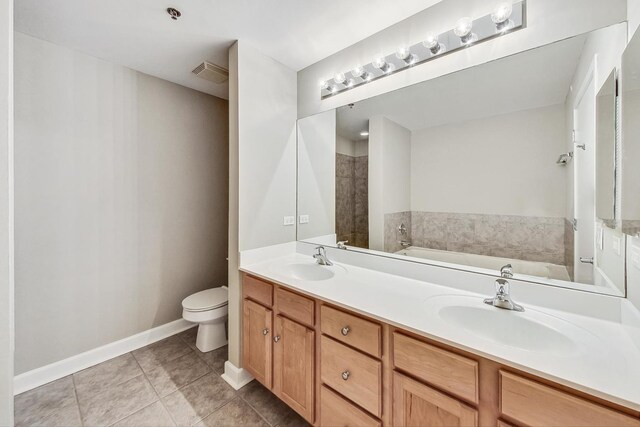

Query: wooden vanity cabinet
[242,275,315,423]
[241,273,640,427]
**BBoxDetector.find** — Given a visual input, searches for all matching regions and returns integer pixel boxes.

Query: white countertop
[240,248,640,411]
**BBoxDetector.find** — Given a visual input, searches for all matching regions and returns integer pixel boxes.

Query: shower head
[556,152,573,165]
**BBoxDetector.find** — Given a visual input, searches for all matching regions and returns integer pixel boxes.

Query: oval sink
[276,262,345,281]
[424,295,599,356]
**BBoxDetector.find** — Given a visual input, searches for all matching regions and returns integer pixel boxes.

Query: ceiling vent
[192,61,229,84]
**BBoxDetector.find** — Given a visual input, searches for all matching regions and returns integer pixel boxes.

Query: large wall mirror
[297,23,629,296]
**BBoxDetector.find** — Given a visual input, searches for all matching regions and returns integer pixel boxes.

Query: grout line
[237,389,280,427]
[69,375,85,427]
[131,351,178,427]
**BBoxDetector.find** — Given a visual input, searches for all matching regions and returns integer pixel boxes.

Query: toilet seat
[182,286,228,312]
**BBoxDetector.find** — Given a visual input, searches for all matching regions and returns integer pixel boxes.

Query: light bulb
[395,46,411,61]
[423,33,445,55]
[351,65,365,79]
[334,72,347,85]
[346,79,355,88]
[383,63,396,74]
[360,131,369,137]
[491,2,513,24]
[454,17,473,38]
[423,34,439,50]
[372,57,387,70]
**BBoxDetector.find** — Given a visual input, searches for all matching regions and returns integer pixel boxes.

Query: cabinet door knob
[262,328,269,336]
[274,335,281,343]
[341,326,350,336]
[341,370,350,381]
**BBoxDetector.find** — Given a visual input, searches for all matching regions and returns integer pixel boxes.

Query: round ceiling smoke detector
[167,7,181,20]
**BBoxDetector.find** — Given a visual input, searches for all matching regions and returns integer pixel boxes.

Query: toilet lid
[182,287,228,312]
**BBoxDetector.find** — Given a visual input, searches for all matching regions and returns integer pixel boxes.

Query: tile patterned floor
[14,327,310,427]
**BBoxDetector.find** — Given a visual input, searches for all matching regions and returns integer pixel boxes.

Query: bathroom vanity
[240,249,640,427]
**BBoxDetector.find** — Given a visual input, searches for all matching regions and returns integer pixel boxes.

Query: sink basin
[424,295,600,356]
[276,261,345,281]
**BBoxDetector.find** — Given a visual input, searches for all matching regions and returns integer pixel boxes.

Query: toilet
[182,286,228,352]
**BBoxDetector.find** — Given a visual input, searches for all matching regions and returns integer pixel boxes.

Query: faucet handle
[495,278,510,296]
[500,264,513,278]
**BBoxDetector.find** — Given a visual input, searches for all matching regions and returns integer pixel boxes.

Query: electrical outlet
[299,215,309,224]
[283,216,295,226]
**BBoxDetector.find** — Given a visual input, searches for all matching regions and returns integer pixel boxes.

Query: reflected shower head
[556,152,573,165]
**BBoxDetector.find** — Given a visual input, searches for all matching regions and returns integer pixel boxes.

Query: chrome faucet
[313,246,333,266]
[483,264,524,312]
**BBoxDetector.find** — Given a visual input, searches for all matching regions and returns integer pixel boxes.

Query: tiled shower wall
[384,211,566,265]
[336,154,369,248]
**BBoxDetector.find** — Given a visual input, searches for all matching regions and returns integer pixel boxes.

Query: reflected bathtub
[395,246,570,281]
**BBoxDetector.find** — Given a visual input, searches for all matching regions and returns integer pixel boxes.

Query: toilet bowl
[182,286,228,352]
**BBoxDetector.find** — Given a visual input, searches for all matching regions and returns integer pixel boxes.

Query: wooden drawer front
[320,386,381,427]
[320,336,382,417]
[394,332,479,404]
[321,305,381,358]
[500,371,640,427]
[243,275,273,307]
[275,287,314,326]
[393,372,478,427]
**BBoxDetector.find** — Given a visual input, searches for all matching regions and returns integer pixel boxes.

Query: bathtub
[395,246,570,281]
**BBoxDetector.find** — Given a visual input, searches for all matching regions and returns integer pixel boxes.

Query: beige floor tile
[195,398,268,427]
[78,374,158,426]
[74,353,143,402]
[112,401,176,427]
[133,335,192,373]
[28,401,83,427]
[178,327,198,350]
[14,376,77,426]
[196,345,227,374]
[239,380,309,426]
[162,372,236,426]
[145,351,211,397]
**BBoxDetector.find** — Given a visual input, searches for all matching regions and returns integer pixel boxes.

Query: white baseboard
[221,360,253,390]
[14,318,194,395]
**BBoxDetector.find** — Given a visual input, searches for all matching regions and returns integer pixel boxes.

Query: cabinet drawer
[500,371,640,427]
[321,305,381,358]
[320,336,382,417]
[243,275,273,307]
[394,332,479,404]
[320,386,381,427]
[275,287,314,326]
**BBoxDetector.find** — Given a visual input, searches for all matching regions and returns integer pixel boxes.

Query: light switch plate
[283,216,295,226]
[299,215,310,224]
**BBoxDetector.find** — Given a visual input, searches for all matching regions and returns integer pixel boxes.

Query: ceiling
[14,0,442,100]
[336,34,588,141]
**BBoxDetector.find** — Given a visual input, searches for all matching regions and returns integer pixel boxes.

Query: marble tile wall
[384,211,566,265]
[336,154,369,249]
[564,219,575,280]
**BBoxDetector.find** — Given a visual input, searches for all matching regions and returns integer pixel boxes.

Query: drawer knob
[341,370,350,381]
[341,326,350,336]
[274,335,281,343]
[262,328,269,336]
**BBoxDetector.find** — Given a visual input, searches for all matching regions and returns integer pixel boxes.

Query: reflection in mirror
[595,70,617,227]
[622,30,640,237]
[297,23,628,296]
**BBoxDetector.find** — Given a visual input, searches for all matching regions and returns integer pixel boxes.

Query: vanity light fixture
[320,1,526,99]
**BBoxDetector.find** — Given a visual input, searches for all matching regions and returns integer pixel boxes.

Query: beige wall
[227,41,297,368]
[0,0,13,421]
[14,33,229,374]
[410,104,566,218]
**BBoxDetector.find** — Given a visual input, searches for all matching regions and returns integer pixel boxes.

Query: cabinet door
[273,315,315,423]
[243,299,272,388]
[393,372,477,427]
